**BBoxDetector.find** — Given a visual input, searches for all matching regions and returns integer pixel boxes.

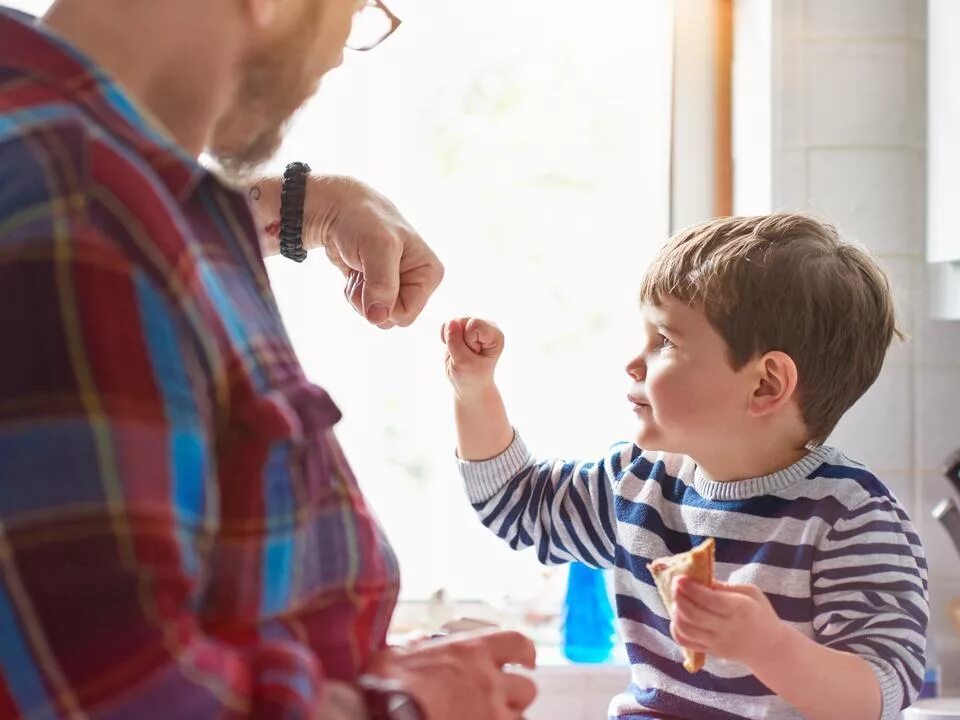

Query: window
[3,1,45,14]
[265,0,673,610]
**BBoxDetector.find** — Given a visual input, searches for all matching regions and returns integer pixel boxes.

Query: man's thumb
[360,239,401,323]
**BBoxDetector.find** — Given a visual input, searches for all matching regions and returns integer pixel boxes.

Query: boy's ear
[747,351,799,417]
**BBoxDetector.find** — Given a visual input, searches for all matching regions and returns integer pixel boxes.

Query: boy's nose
[625,356,646,381]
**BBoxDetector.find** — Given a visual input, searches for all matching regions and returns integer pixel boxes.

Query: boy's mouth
[627,394,650,409]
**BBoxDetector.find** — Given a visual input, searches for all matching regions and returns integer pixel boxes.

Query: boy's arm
[807,496,928,719]
[671,494,927,720]
[751,625,883,720]
[454,383,515,462]
[460,430,632,570]
[755,491,927,720]
[443,317,631,569]
[673,578,885,720]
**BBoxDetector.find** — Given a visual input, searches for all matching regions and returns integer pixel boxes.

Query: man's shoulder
[0,103,95,221]
[0,102,175,226]
[0,103,189,275]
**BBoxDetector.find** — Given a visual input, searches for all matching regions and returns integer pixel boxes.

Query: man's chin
[208,120,287,181]
[209,141,279,182]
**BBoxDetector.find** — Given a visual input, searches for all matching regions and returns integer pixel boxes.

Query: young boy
[441,213,928,720]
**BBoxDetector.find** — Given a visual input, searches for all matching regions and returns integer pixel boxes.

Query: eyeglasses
[347,0,401,52]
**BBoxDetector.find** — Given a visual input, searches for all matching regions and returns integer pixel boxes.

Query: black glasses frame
[348,0,401,52]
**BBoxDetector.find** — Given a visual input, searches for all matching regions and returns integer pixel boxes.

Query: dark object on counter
[932,497,960,559]
[945,449,960,498]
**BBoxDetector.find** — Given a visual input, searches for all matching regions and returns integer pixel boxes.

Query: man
[0,1,537,718]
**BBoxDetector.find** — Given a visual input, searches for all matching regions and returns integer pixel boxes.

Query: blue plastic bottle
[561,562,615,663]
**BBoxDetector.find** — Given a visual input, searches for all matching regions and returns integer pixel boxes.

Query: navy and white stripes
[460,434,928,720]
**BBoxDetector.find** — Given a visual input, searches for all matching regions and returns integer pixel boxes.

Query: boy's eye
[659,334,674,349]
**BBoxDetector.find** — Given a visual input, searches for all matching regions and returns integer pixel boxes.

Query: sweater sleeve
[459,432,638,569]
[810,495,929,720]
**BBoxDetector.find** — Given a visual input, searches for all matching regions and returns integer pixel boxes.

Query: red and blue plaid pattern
[0,8,399,718]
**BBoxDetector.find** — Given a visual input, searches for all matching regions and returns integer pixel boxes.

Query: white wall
[737,0,960,693]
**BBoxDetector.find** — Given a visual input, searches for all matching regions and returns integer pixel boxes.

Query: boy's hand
[442,317,505,397]
[670,577,787,670]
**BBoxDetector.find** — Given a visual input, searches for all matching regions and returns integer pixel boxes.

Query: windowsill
[532,644,630,669]
[389,597,630,667]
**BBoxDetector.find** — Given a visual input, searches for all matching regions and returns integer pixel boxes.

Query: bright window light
[266,0,673,603]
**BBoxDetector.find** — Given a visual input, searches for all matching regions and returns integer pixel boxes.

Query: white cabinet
[928,1,960,319]
[928,0,960,263]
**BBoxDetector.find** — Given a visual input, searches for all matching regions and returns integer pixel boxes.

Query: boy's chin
[633,427,657,449]
[633,426,677,453]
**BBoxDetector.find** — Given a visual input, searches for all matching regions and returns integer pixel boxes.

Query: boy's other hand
[441,317,504,397]
[669,577,787,671]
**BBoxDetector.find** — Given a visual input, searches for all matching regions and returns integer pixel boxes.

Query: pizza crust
[647,538,716,672]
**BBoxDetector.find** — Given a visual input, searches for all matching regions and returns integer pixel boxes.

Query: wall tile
[805,0,910,39]
[918,314,960,367]
[909,2,927,40]
[920,262,960,347]
[828,363,913,473]
[926,262,960,322]
[807,149,922,255]
[778,0,806,38]
[916,367,960,475]
[927,580,960,695]
[780,14,807,149]
[909,40,928,147]
[879,258,921,369]
[805,42,912,146]
[937,635,960,696]
[773,150,808,209]
[908,0,928,40]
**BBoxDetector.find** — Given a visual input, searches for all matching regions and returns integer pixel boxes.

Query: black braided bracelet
[279,161,311,263]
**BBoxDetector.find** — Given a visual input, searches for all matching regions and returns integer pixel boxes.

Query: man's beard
[210,101,295,181]
[208,6,322,180]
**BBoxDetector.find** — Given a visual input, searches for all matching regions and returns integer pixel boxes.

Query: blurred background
[6,0,960,715]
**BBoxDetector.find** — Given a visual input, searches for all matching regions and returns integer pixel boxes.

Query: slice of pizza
[647,538,716,673]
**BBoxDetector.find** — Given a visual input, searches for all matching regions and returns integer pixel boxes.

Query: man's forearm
[454,384,515,462]
[246,174,359,257]
[246,175,284,256]
[752,625,882,720]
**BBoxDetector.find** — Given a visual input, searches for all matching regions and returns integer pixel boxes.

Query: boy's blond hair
[639,213,901,444]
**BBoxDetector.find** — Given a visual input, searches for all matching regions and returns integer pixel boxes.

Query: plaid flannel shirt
[0,8,399,718]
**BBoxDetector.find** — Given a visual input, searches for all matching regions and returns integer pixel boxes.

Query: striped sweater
[460,434,928,720]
